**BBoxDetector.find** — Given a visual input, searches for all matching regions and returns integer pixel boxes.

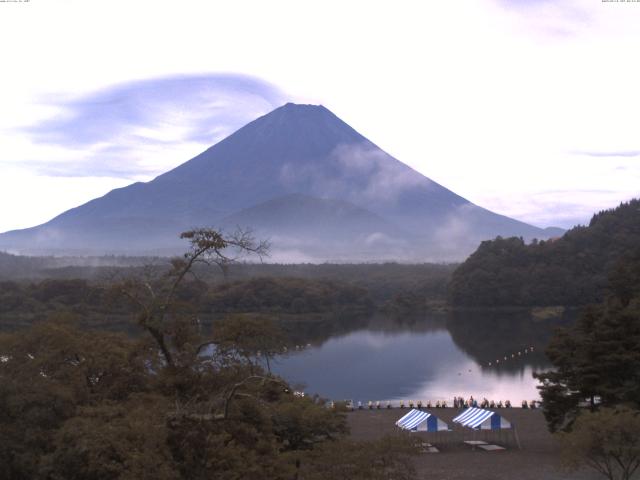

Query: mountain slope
[0,103,560,259]
[219,193,409,261]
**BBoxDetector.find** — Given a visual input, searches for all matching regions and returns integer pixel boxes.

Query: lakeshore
[347,409,600,480]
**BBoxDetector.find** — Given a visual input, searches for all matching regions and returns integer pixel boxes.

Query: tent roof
[396,409,430,430]
[395,409,449,432]
[452,407,511,430]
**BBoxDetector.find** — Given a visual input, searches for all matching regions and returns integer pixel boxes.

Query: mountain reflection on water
[272,310,576,403]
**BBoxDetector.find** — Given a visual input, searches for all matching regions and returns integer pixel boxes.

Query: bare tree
[116,227,269,368]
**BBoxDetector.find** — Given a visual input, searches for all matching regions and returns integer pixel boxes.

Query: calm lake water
[272,310,574,404]
[0,306,573,405]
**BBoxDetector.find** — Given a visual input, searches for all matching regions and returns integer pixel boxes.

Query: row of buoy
[279,343,312,353]
[327,399,540,410]
[256,344,312,356]
[488,346,535,367]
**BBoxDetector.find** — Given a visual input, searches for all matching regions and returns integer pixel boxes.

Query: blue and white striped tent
[452,407,512,430]
[396,409,449,432]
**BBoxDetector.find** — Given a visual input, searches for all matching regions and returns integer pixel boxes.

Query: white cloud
[0,0,639,233]
[279,143,430,209]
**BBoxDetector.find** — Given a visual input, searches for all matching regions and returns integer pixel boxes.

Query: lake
[0,304,572,406]
[272,310,574,404]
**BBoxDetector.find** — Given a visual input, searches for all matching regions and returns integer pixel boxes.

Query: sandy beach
[347,408,600,480]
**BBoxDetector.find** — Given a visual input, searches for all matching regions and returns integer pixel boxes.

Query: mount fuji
[0,103,562,261]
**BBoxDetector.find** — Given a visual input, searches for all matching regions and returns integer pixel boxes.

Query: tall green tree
[535,300,640,432]
[535,253,640,432]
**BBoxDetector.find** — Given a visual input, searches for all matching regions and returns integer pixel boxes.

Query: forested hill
[449,199,640,307]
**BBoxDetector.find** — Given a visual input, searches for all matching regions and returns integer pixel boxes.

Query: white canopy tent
[452,407,512,430]
[396,409,449,432]
[452,407,521,449]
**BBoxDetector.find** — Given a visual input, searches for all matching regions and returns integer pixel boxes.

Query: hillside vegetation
[449,199,640,307]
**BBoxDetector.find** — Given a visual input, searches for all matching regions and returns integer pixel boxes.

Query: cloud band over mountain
[21,74,288,178]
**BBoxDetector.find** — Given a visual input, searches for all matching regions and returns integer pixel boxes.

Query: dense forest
[527,234,640,480]
[0,238,459,372]
[0,311,417,480]
[0,276,372,330]
[535,265,640,431]
[2,213,639,477]
[206,277,372,315]
[0,258,455,332]
[449,199,640,307]
[0,229,421,480]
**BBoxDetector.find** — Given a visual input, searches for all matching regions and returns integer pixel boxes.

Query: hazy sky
[1,0,639,233]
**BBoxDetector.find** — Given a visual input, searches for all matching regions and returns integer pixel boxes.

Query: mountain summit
[0,103,559,260]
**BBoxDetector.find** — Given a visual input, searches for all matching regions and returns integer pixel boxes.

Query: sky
[0,0,639,233]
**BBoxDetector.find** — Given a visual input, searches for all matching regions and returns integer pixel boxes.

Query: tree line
[0,276,373,324]
[534,243,640,480]
[449,199,640,307]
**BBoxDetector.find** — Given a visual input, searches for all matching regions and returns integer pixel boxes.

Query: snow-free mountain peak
[0,103,561,260]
